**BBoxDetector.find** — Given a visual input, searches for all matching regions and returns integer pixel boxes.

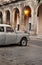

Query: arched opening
[14,8,20,31]
[6,10,10,25]
[0,12,3,24]
[37,4,42,34]
[23,6,31,32]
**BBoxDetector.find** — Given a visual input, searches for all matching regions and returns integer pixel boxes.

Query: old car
[0,24,29,46]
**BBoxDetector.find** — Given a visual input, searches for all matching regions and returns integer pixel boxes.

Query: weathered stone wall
[0,0,42,35]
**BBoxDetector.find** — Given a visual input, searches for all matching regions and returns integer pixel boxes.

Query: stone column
[33,9,37,35]
[10,10,14,29]
[3,11,6,24]
[11,10,16,30]
[19,8,22,31]
[19,6,23,31]
[29,9,35,35]
[10,11,12,26]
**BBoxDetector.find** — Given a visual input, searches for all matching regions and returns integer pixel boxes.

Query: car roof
[0,24,11,27]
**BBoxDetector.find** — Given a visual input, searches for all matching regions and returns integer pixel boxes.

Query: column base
[29,30,37,35]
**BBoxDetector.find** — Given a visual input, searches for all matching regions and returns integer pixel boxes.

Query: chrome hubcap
[22,40,26,46]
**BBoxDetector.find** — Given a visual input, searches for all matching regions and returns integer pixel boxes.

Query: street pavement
[0,40,42,65]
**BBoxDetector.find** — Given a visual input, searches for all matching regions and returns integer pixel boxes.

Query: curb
[29,36,42,40]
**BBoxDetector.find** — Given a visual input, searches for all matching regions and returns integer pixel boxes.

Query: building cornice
[0,0,41,7]
[0,0,25,7]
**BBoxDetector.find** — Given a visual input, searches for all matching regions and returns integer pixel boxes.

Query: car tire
[20,38,27,46]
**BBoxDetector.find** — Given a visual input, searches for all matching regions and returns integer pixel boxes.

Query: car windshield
[6,27,14,32]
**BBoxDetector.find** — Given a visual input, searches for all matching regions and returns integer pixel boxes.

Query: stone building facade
[0,0,42,35]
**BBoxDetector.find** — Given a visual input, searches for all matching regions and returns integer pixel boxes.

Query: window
[6,27,14,32]
[0,27,4,32]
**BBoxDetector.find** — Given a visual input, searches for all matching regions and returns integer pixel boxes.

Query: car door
[0,26,5,45]
[5,27,17,45]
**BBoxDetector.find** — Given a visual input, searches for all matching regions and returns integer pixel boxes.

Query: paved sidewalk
[29,35,42,40]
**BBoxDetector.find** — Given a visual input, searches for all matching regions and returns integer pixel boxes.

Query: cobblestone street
[0,40,42,65]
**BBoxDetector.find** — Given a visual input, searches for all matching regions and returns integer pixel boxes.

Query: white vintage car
[0,24,29,46]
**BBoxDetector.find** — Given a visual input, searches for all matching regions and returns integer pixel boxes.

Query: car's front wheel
[20,38,27,46]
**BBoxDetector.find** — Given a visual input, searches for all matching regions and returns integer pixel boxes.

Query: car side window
[6,27,14,32]
[0,27,4,32]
